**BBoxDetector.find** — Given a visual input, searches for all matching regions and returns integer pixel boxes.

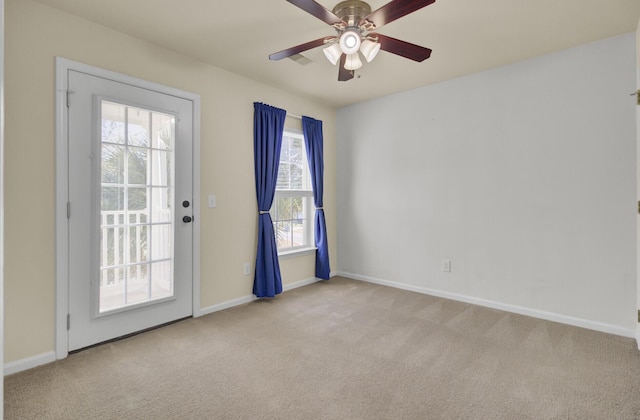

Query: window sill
[278,247,317,260]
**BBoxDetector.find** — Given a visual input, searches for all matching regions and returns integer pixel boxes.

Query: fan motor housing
[332,0,372,27]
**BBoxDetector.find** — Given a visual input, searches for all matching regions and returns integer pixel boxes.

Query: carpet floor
[5,276,640,419]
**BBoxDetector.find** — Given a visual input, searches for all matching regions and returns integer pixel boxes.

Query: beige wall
[5,0,336,363]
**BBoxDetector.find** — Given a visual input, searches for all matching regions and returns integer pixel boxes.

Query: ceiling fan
[269,0,435,81]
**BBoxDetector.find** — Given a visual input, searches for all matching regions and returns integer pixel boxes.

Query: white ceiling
[34,0,640,108]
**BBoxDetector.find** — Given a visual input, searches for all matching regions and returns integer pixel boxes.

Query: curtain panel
[302,116,331,279]
[253,102,286,297]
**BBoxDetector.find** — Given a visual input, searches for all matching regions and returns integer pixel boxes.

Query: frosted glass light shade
[323,43,342,66]
[344,53,363,71]
[339,30,361,55]
[360,39,381,62]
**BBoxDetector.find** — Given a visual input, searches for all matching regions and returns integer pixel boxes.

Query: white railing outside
[101,210,146,286]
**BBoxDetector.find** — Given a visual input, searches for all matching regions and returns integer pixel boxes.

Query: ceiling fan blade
[287,0,345,26]
[375,33,432,62]
[338,54,354,81]
[360,0,435,29]
[269,37,331,61]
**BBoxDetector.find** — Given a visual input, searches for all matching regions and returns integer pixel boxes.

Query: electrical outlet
[442,259,451,273]
[243,262,251,276]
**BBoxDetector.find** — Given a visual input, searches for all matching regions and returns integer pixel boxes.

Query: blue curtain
[253,103,286,297]
[302,116,331,279]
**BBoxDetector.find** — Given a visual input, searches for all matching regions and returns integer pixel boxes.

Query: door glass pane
[127,187,147,210]
[127,107,150,147]
[99,100,175,313]
[102,144,125,184]
[129,225,148,264]
[102,187,124,211]
[152,113,174,150]
[151,187,172,223]
[102,102,125,144]
[151,150,172,186]
[126,265,149,305]
[100,267,125,312]
[128,147,148,185]
[151,261,173,299]
[150,224,172,260]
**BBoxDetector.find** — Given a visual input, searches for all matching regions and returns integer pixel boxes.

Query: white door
[67,69,194,351]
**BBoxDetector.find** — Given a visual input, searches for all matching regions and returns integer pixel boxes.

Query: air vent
[288,54,313,65]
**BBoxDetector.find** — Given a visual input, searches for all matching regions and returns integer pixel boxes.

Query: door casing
[55,57,202,359]
[636,18,640,350]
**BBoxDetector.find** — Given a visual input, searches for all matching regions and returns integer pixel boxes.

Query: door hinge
[67,202,71,219]
[67,313,71,330]
[66,90,73,108]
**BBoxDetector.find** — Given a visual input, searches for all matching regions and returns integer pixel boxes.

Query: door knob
[182,216,192,223]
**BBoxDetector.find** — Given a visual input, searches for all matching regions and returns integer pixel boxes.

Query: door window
[99,101,176,313]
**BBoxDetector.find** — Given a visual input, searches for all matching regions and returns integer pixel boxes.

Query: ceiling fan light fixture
[272,0,435,82]
[344,53,363,71]
[339,30,361,55]
[360,39,381,62]
[323,43,342,66]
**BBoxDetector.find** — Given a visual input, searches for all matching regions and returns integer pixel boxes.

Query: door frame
[636,18,640,350]
[55,57,201,359]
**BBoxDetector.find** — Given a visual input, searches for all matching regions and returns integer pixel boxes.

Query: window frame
[271,128,316,256]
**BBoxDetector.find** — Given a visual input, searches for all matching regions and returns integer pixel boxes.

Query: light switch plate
[208,194,216,208]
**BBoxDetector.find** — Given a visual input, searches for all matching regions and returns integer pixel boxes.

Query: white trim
[196,276,321,317]
[278,247,316,259]
[55,59,69,360]
[4,351,56,376]
[55,57,201,358]
[197,294,257,317]
[273,190,313,198]
[335,271,636,339]
[636,323,640,350]
[0,1,4,415]
[191,91,202,318]
[283,276,322,292]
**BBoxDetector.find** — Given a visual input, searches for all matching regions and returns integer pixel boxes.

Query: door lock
[182,215,192,223]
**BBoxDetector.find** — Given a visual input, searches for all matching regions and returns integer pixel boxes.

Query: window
[271,129,314,253]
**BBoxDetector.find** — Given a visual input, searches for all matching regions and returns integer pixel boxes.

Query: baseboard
[195,294,256,317]
[335,271,636,339]
[283,276,323,292]
[4,351,56,376]
[196,276,322,317]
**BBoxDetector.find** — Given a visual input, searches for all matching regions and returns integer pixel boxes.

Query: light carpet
[5,277,640,419]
